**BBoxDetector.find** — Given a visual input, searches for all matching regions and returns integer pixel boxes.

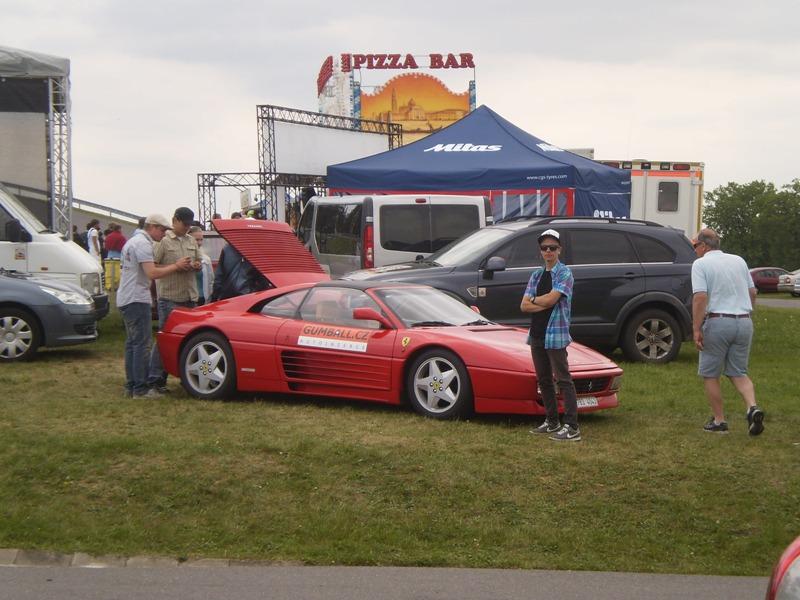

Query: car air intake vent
[574,377,610,394]
[281,350,391,389]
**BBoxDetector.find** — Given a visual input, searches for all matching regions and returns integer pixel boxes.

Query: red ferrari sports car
[157,219,622,419]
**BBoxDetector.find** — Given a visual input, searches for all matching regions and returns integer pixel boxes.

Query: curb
[0,548,303,569]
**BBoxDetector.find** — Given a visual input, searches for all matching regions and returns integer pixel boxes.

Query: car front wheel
[0,309,41,361]
[406,348,473,419]
[179,331,237,399]
[620,309,681,364]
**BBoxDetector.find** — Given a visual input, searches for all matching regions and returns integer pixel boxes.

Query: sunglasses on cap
[540,244,560,252]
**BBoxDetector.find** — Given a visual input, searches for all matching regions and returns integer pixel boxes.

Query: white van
[297,195,492,277]
[0,185,109,318]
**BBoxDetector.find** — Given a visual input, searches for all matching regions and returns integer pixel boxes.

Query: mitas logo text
[424,143,502,153]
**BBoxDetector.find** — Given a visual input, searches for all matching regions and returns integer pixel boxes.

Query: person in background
[230,211,243,219]
[86,219,102,263]
[147,206,201,394]
[71,225,82,246]
[211,242,269,301]
[189,225,214,305]
[117,214,192,398]
[133,217,146,237]
[691,228,764,435]
[520,228,580,442]
[103,223,127,292]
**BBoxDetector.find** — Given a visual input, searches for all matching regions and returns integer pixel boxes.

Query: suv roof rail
[515,216,665,228]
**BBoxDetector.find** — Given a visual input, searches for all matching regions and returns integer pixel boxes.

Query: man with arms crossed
[520,229,580,442]
[691,228,764,435]
[117,214,192,398]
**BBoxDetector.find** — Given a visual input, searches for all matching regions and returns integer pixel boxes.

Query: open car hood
[211,219,330,288]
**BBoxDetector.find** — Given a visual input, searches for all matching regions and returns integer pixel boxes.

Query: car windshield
[375,287,493,328]
[425,227,515,267]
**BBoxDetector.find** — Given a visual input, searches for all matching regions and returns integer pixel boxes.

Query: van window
[0,204,15,241]
[380,204,479,253]
[430,205,479,251]
[315,204,362,256]
[569,230,637,264]
[297,204,314,245]
[658,182,679,212]
[380,205,430,253]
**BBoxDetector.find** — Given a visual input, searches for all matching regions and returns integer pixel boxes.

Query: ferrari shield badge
[401,336,411,352]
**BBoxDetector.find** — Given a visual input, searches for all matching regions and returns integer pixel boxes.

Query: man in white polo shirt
[117,214,192,398]
[691,228,764,435]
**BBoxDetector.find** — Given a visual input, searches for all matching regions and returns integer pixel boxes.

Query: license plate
[576,396,598,408]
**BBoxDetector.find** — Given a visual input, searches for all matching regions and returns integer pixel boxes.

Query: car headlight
[40,286,93,305]
[80,272,101,296]
[609,375,623,391]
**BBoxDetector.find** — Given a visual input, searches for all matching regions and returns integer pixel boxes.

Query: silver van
[296,195,492,277]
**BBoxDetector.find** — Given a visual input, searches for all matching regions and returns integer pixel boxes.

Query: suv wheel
[620,309,681,364]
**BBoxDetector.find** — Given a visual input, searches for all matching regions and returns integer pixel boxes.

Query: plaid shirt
[523,261,574,349]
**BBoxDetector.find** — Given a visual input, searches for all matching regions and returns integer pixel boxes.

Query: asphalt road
[756,297,800,309]
[0,565,769,600]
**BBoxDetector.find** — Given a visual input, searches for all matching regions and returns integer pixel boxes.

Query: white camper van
[297,194,493,277]
[0,184,109,318]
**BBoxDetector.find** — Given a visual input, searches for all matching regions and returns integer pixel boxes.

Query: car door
[275,286,397,392]
[564,229,645,341]
[476,231,543,325]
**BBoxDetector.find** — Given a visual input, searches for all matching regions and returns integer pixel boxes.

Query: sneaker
[747,406,765,436]
[703,417,729,434]
[152,384,168,395]
[134,388,163,399]
[549,424,581,442]
[530,420,561,435]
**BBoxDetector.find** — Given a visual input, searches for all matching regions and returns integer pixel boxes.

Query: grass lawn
[0,305,798,575]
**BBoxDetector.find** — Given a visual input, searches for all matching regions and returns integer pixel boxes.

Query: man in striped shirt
[147,206,201,393]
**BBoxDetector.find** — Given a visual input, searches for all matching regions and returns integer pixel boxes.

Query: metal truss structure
[197,105,400,225]
[196,171,327,227]
[47,75,72,236]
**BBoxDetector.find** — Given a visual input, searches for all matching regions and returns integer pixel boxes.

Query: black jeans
[530,344,578,428]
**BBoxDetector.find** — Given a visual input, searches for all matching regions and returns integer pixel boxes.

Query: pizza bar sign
[341,53,475,72]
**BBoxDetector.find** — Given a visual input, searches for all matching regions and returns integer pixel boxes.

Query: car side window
[493,233,544,268]
[630,234,675,263]
[260,289,308,318]
[299,287,383,329]
[568,230,638,264]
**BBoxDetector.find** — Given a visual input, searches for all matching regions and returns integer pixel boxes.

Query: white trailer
[598,159,704,236]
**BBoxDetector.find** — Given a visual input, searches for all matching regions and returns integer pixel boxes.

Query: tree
[703,179,800,269]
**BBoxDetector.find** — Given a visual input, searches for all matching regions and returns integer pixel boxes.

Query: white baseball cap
[537,228,560,243]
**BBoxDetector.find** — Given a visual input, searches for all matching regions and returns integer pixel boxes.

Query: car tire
[406,348,474,419]
[620,309,681,364]
[0,308,41,361]
[792,292,800,298]
[179,331,237,399]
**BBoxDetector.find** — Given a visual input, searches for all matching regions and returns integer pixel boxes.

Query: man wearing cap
[147,206,202,393]
[117,214,192,398]
[691,228,764,435]
[520,228,581,442]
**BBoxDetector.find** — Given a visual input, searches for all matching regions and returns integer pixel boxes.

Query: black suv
[344,217,696,363]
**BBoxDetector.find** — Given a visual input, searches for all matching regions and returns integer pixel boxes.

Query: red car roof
[211,219,330,288]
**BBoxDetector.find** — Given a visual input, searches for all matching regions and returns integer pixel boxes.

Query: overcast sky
[3,0,798,219]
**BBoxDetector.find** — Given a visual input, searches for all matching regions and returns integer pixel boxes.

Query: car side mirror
[482,256,506,280]
[5,219,31,243]
[352,307,393,329]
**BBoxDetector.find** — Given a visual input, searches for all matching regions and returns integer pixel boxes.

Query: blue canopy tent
[327,105,630,221]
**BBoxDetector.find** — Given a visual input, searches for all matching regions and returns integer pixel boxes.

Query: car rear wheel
[620,309,681,364]
[406,348,473,419]
[179,331,236,399]
[0,309,41,361]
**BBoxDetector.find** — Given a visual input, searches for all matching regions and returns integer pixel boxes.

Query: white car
[778,268,800,296]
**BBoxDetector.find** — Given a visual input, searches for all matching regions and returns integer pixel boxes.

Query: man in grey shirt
[117,214,192,398]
